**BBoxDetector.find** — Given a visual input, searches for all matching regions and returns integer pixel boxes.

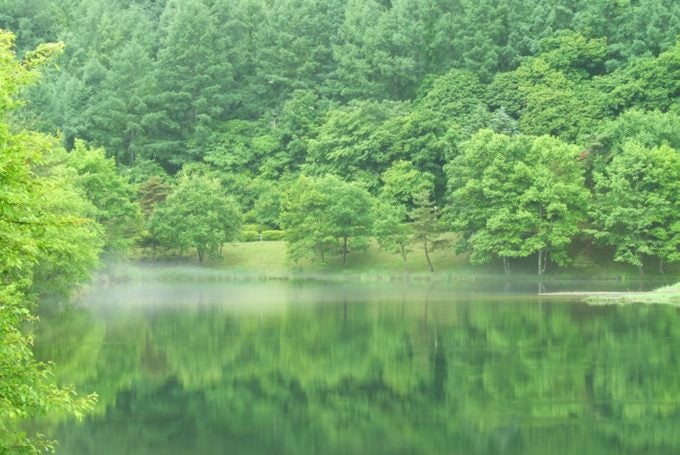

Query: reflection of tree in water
[35,298,680,454]
[431,333,447,401]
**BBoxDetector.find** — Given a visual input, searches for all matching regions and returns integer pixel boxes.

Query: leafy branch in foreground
[0,30,100,453]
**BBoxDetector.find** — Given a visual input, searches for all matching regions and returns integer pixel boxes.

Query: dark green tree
[142,0,233,168]
[305,100,406,191]
[410,190,446,272]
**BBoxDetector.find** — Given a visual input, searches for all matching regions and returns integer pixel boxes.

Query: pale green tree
[0,31,99,453]
[373,201,412,264]
[281,175,374,266]
[446,130,529,272]
[151,174,242,262]
[379,160,435,210]
[516,135,589,275]
[410,191,447,272]
[447,130,588,275]
[591,142,680,275]
[67,140,143,254]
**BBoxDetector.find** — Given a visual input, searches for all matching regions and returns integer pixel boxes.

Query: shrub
[262,230,285,241]
[240,230,259,242]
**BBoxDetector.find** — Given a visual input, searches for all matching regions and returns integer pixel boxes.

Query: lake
[34,275,680,454]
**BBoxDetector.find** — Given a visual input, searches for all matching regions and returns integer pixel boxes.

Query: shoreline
[572,284,680,305]
[102,261,679,285]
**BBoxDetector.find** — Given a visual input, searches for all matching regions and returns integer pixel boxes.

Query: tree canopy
[3,0,680,274]
[281,175,374,266]
[0,30,99,453]
[151,174,242,262]
[446,130,588,274]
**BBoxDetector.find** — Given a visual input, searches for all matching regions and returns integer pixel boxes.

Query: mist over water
[34,269,680,454]
[91,263,670,307]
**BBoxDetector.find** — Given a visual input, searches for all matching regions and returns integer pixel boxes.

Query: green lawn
[221,240,289,274]
[132,236,679,282]
[218,234,467,276]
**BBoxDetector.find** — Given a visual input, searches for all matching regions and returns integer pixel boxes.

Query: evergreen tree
[143,0,233,168]
[410,190,446,272]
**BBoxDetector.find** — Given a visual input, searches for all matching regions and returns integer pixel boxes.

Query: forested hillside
[2,0,680,274]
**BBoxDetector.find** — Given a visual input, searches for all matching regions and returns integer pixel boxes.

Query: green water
[35,279,680,454]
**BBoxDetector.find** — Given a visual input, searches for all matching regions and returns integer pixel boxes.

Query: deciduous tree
[281,175,374,266]
[0,30,99,453]
[151,175,241,262]
[591,142,680,275]
[67,140,143,254]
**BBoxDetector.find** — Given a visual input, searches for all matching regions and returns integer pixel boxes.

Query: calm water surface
[35,278,680,454]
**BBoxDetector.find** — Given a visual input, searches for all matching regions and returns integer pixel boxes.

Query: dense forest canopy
[2,0,680,274]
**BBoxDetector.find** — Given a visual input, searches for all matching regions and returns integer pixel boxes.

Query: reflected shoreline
[33,279,680,455]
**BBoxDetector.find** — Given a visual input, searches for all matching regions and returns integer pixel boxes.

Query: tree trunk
[424,241,434,272]
[503,257,510,274]
[537,204,547,276]
[342,236,348,267]
[125,130,134,165]
[538,280,546,294]
[129,131,136,165]
[538,249,547,276]
[400,244,408,272]
[659,257,664,275]
[543,250,548,275]
[197,246,204,263]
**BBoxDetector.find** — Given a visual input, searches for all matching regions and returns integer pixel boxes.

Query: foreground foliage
[0,31,99,453]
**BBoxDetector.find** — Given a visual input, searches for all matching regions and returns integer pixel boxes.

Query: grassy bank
[127,237,679,284]
[582,282,680,305]
[128,237,469,282]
